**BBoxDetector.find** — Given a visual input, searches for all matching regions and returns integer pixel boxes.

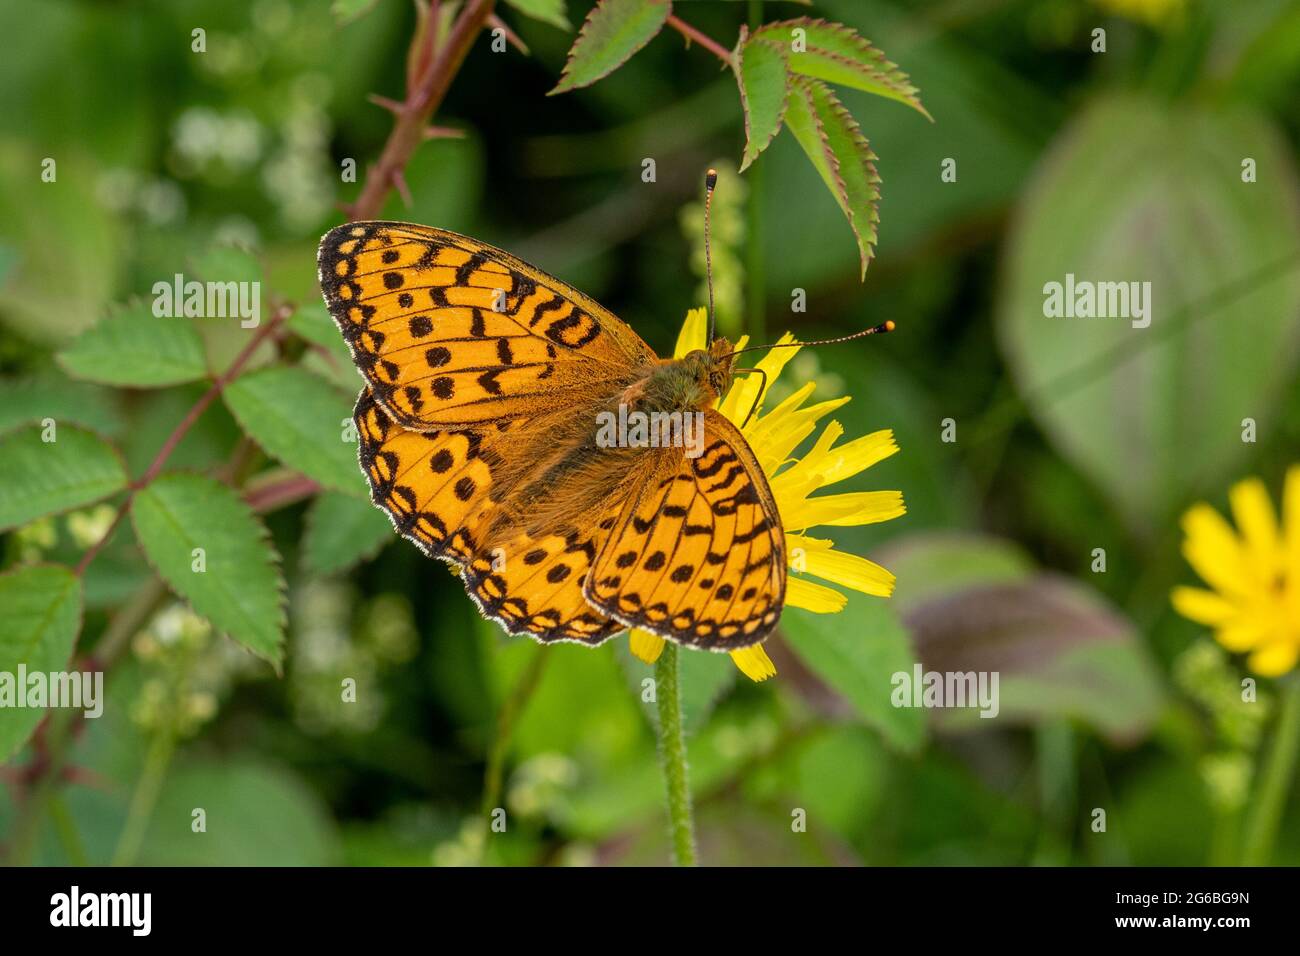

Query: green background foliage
[1,0,1299,867]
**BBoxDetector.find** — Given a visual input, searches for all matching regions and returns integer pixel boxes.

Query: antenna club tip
[883,320,896,333]
[705,168,718,189]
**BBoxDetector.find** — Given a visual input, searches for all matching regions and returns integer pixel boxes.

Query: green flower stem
[478,646,549,864]
[111,728,175,867]
[1242,676,1300,866]
[655,643,698,866]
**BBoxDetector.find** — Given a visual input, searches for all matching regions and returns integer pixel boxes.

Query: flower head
[630,308,906,681]
[1172,467,1300,677]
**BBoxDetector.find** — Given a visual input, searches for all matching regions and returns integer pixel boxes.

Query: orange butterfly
[317,218,785,651]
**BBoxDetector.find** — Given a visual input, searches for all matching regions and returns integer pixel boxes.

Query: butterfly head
[675,335,735,406]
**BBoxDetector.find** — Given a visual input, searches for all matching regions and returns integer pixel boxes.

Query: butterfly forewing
[585,410,786,650]
[319,221,654,429]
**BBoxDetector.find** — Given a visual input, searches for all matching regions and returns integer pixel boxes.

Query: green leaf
[902,574,1165,742]
[138,760,340,865]
[331,0,381,26]
[0,376,124,438]
[303,490,393,575]
[876,531,1034,615]
[131,473,285,667]
[735,29,789,171]
[783,74,880,278]
[0,424,127,532]
[615,639,736,733]
[223,366,364,496]
[0,565,82,762]
[997,96,1300,528]
[288,302,362,390]
[549,0,673,95]
[506,0,571,31]
[754,18,929,119]
[57,301,208,388]
[781,594,925,754]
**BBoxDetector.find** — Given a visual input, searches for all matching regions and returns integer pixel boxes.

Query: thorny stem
[666,15,736,67]
[1242,677,1300,866]
[655,643,698,866]
[350,0,496,221]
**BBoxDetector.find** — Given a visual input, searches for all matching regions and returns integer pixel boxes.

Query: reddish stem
[666,15,735,66]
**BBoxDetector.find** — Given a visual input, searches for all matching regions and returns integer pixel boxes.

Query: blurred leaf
[507,0,571,31]
[0,424,127,532]
[57,302,208,388]
[877,531,1034,614]
[549,0,672,95]
[0,145,119,345]
[735,29,788,171]
[904,574,1165,742]
[998,95,1300,528]
[615,639,737,733]
[783,74,880,278]
[289,302,362,390]
[331,0,382,26]
[781,594,925,753]
[0,376,123,439]
[138,760,340,865]
[223,366,364,496]
[303,490,393,575]
[131,473,285,667]
[0,565,82,762]
[753,17,929,118]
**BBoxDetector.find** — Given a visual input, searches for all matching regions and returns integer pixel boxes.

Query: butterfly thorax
[624,336,735,413]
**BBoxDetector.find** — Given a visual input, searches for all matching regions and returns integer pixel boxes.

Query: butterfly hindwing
[319,221,655,430]
[584,410,786,650]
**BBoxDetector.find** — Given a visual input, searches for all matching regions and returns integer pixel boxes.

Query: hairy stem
[1242,677,1300,866]
[655,643,698,866]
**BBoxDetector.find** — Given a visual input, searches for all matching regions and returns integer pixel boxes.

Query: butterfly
[316,219,785,652]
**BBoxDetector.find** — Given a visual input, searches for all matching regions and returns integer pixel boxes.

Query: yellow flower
[1092,0,1185,28]
[1172,467,1300,677]
[630,308,906,682]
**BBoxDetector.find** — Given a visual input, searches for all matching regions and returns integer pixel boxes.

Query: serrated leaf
[331,0,381,26]
[0,565,83,762]
[303,490,393,575]
[57,302,208,388]
[549,0,673,95]
[754,17,929,119]
[506,0,571,30]
[783,74,880,278]
[223,366,364,496]
[736,29,789,171]
[132,473,285,667]
[781,595,925,754]
[0,424,127,532]
[0,377,124,437]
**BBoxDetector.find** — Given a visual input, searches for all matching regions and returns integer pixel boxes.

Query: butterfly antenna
[704,167,718,344]
[722,321,896,360]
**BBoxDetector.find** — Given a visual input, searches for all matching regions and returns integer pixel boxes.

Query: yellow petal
[782,490,906,530]
[1215,620,1268,652]
[815,428,900,486]
[801,547,896,597]
[674,308,708,359]
[1246,639,1299,677]
[1170,586,1238,626]
[629,628,665,664]
[1181,503,1249,598]
[1285,466,1300,584]
[730,644,777,682]
[786,576,848,613]
[718,333,799,424]
[1229,477,1282,585]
